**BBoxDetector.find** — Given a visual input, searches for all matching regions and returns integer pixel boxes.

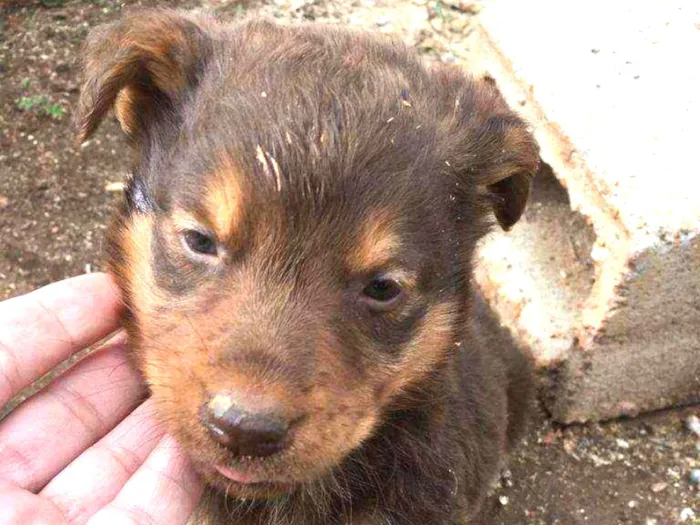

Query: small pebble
[563,438,577,454]
[616,438,630,449]
[690,468,700,485]
[680,507,696,521]
[500,468,513,487]
[105,181,125,192]
[686,415,700,437]
[651,482,667,493]
[627,500,637,508]
[498,495,509,506]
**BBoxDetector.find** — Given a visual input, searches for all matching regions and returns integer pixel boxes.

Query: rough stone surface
[471,0,700,422]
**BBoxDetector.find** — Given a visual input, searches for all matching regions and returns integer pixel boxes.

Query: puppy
[77,10,538,525]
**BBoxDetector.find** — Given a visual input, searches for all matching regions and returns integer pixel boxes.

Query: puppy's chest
[188,478,465,525]
[188,504,466,525]
[188,510,393,525]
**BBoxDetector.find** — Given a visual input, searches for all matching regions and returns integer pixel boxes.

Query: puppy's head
[78,11,538,499]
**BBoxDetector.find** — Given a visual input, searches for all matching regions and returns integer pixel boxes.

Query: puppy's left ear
[446,73,540,231]
[477,113,539,231]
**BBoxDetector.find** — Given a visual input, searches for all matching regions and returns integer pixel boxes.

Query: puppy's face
[78,12,538,499]
[111,156,457,498]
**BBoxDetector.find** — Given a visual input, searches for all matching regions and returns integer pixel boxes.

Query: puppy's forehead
[174,147,413,268]
[156,24,447,260]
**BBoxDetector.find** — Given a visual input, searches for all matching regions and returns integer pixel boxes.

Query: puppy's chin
[202,467,299,500]
[190,454,333,501]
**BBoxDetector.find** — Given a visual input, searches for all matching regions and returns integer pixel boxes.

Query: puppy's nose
[201,393,289,457]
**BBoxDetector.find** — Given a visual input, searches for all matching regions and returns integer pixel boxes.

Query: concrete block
[471,0,700,422]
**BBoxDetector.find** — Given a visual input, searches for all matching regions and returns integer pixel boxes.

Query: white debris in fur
[255,145,282,192]
[267,151,283,193]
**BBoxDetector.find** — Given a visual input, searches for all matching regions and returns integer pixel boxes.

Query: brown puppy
[77,10,538,525]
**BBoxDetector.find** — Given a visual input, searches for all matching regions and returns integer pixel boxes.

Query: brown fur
[349,210,402,274]
[78,10,538,525]
[203,156,247,242]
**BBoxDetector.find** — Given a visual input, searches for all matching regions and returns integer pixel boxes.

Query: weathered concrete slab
[471,0,700,422]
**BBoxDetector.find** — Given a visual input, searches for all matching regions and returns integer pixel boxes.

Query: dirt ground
[1,1,698,523]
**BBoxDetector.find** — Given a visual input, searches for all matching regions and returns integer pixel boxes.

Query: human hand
[0,273,204,524]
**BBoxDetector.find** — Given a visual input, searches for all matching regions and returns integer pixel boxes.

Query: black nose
[201,393,289,458]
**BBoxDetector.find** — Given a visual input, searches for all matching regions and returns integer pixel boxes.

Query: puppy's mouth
[215,463,263,484]
[215,464,290,487]
[205,462,299,496]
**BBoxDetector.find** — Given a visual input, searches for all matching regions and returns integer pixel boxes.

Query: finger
[0,480,66,525]
[0,273,122,406]
[40,400,165,525]
[0,334,145,492]
[86,435,204,525]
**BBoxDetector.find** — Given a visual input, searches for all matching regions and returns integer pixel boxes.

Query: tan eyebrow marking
[202,155,246,241]
[349,211,402,273]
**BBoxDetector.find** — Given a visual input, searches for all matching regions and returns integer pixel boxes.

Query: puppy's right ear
[76,10,214,144]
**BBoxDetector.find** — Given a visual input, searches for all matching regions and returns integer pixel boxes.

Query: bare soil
[1,1,698,523]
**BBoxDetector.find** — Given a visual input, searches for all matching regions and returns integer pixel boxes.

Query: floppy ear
[76,9,214,144]
[476,110,539,231]
[471,79,539,230]
[440,70,540,231]
[473,109,539,230]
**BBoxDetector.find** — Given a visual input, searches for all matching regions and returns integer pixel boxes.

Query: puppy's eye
[362,278,402,308]
[183,230,218,256]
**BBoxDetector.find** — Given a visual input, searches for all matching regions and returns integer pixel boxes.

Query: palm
[0,274,203,524]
